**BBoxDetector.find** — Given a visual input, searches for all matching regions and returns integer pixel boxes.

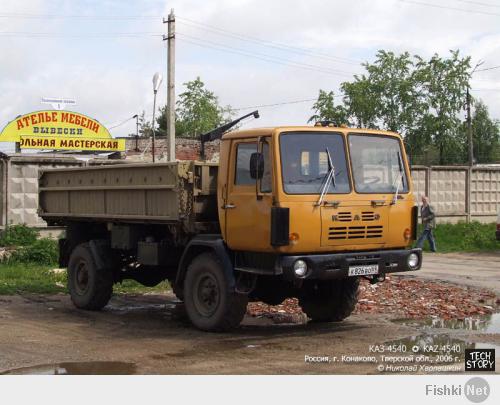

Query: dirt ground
[400,251,500,295]
[0,252,499,375]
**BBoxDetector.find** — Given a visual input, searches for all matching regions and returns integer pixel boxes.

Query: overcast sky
[1,0,499,151]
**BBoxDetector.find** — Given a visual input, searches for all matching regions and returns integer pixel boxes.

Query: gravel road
[0,252,498,375]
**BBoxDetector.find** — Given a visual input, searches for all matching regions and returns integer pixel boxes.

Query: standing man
[416,195,437,252]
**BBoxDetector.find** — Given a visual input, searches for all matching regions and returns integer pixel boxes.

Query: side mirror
[250,152,264,180]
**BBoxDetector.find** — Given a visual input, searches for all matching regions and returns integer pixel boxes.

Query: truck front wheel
[299,278,359,322]
[184,252,248,331]
[67,243,113,310]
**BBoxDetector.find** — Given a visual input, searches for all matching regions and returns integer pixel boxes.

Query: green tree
[341,76,379,129]
[308,90,348,125]
[155,106,168,137]
[416,51,471,164]
[158,77,232,138]
[336,50,427,138]
[464,100,500,163]
[314,50,473,165]
[363,51,423,133]
[137,111,153,138]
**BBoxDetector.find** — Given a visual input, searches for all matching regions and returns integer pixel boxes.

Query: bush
[8,238,58,265]
[0,224,39,247]
[418,221,498,252]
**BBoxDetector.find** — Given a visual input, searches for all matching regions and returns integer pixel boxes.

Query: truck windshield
[348,134,409,194]
[279,132,350,194]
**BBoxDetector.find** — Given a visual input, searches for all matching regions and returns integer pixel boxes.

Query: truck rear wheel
[184,252,248,331]
[299,278,359,322]
[67,243,113,310]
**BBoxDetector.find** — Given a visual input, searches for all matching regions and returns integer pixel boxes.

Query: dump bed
[39,161,218,228]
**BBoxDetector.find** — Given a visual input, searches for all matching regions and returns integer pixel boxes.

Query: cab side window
[235,143,257,185]
[260,141,272,193]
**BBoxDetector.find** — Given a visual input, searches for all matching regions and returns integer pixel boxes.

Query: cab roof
[221,126,402,140]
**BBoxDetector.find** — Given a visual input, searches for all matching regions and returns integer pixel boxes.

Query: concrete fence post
[425,166,431,199]
[466,167,471,224]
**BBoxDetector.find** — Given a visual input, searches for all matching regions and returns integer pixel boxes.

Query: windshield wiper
[315,147,336,206]
[391,151,404,205]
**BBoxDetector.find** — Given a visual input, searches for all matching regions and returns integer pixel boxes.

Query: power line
[453,0,500,8]
[476,64,500,72]
[178,36,337,76]
[233,94,344,111]
[0,31,162,38]
[177,32,356,75]
[234,98,317,111]
[177,16,361,65]
[0,12,158,20]
[177,35,356,77]
[399,0,500,16]
[108,116,137,129]
[471,77,498,82]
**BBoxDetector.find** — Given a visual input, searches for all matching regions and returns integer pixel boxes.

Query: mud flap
[88,239,116,271]
[175,235,236,300]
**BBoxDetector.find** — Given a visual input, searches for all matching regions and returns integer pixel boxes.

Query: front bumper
[279,248,422,281]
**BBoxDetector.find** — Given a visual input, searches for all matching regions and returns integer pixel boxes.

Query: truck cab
[218,125,420,281]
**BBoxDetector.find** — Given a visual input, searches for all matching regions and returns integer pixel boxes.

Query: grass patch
[113,279,170,294]
[0,262,169,296]
[0,224,39,247]
[417,222,499,253]
[8,238,59,265]
[0,224,169,296]
[0,262,66,295]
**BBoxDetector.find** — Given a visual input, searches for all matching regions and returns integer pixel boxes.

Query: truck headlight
[407,253,419,269]
[293,259,308,277]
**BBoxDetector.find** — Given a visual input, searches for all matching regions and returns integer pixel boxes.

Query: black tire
[184,252,248,332]
[299,278,359,322]
[67,243,113,310]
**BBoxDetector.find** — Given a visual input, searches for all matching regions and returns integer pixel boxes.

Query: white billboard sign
[41,97,77,111]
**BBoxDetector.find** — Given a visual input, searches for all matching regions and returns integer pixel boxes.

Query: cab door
[224,137,273,251]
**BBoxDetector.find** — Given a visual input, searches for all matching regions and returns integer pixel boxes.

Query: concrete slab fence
[0,154,499,229]
[411,165,500,223]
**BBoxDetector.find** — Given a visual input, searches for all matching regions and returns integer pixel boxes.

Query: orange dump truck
[39,112,421,331]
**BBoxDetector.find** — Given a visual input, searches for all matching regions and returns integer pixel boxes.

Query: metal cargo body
[38,161,218,226]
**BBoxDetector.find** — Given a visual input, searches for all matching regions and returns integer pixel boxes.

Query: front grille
[361,211,377,221]
[332,211,379,222]
[337,211,352,222]
[328,225,383,240]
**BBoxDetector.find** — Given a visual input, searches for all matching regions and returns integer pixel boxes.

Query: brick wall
[125,137,220,162]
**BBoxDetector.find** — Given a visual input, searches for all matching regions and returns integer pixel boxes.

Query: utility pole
[163,9,176,162]
[466,61,483,167]
[465,61,483,223]
[133,114,139,152]
[466,87,473,166]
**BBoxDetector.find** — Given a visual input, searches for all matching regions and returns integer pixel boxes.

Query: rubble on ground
[246,276,498,320]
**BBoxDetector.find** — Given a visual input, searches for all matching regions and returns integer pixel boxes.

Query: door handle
[223,203,236,209]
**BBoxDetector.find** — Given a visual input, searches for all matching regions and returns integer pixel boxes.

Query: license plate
[348,264,379,276]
